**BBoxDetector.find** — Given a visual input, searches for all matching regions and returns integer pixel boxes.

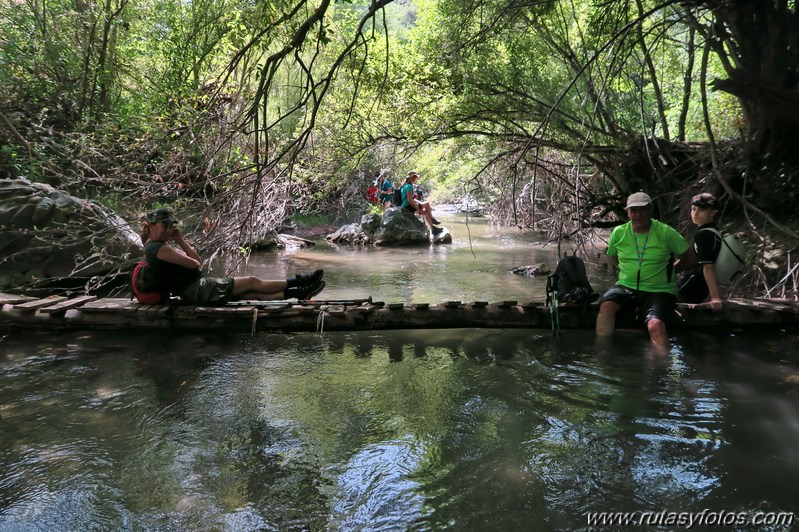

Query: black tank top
[144,241,202,295]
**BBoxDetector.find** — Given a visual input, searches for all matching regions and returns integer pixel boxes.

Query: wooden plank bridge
[2,292,799,334]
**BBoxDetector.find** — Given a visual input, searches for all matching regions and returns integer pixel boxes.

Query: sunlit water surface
[1,214,798,530]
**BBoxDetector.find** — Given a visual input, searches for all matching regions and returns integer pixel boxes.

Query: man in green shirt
[596,192,695,346]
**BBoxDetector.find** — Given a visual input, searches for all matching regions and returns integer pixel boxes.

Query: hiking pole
[226,297,373,308]
[545,275,560,336]
[299,296,373,306]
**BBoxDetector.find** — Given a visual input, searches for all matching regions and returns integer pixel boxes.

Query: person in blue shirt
[378,174,394,210]
[400,171,442,235]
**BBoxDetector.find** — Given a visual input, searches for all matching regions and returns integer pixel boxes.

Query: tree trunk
[703,0,799,161]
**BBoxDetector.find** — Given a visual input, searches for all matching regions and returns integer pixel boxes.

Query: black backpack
[392,186,404,206]
[548,254,598,304]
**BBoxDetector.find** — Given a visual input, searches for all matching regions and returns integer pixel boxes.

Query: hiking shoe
[288,280,325,300]
[431,217,441,225]
[431,226,444,235]
[295,269,324,286]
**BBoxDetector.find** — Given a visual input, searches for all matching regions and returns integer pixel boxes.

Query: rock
[248,229,279,249]
[0,177,141,291]
[511,263,551,276]
[372,208,430,245]
[432,227,453,244]
[247,229,315,250]
[326,222,371,245]
[276,233,315,250]
[360,213,381,233]
[326,207,452,246]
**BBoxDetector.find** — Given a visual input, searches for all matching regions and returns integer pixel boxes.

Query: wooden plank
[81,298,142,313]
[11,296,68,311]
[0,293,37,305]
[143,304,171,317]
[4,294,799,333]
[190,306,256,317]
[39,295,97,314]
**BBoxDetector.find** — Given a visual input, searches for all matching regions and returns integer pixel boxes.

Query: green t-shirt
[607,219,689,294]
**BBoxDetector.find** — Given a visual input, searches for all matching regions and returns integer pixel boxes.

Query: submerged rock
[511,263,551,276]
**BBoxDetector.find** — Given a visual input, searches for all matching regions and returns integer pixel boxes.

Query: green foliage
[293,213,333,228]
[1,0,797,230]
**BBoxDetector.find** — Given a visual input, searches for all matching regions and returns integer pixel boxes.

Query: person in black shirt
[141,209,325,305]
[677,193,724,310]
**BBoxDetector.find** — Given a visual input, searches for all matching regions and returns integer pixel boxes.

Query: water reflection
[2,218,799,530]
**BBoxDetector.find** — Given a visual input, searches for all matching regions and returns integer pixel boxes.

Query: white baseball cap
[626,192,652,209]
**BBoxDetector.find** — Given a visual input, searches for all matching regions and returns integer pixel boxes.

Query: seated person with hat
[141,208,325,305]
[401,171,442,235]
[596,192,695,346]
[677,193,724,310]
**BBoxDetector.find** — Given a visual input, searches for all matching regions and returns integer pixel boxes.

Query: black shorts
[599,284,677,324]
[403,204,416,213]
[677,267,709,303]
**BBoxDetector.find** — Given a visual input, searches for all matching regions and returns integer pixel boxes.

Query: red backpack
[130,261,164,304]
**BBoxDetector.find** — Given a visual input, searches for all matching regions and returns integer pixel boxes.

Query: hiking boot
[295,269,324,286]
[431,217,441,225]
[286,280,325,300]
[431,226,444,235]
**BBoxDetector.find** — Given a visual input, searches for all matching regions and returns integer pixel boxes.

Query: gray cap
[625,192,652,209]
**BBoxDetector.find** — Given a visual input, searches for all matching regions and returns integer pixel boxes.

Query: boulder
[247,229,316,250]
[372,208,430,245]
[360,213,381,233]
[248,229,280,249]
[0,177,141,290]
[326,223,371,245]
[326,207,451,246]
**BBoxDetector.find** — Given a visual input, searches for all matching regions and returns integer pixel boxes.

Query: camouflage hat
[691,192,719,210]
[146,208,177,224]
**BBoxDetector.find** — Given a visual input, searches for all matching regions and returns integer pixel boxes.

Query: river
[1,213,798,530]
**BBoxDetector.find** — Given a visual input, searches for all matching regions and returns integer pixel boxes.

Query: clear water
[234,213,604,304]
[1,214,798,531]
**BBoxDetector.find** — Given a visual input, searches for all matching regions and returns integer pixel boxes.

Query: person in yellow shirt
[596,192,695,346]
